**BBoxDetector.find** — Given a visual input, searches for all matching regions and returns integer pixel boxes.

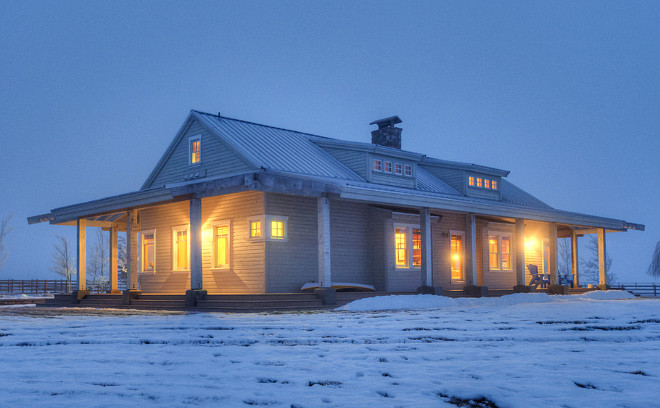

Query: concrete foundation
[548,285,569,295]
[513,285,532,293]
[463,285,488,298]
[185,290,208,307]
[122,289,141,305]
[314,287,336,305]
[416,286,443,295]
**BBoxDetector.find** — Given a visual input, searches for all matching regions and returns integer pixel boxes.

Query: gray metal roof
[500,179,552,209]
[416,167,462,195]
[193,111,363,181]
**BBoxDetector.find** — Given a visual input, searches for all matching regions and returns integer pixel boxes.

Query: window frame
[487,231,513,272]
[138,229,156,274]
[404,164,413,177]
[188,135,202,166]
[449,230,465,283]
[394,163,403,175]
[248,215,288,242]
[212,220,231,270]
[171,225,190,272]
[384,161,392,173]
[373,159,383,172]
[393,223,422,270]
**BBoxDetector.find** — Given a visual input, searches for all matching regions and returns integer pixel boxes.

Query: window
[213,223,230,268]
[491,180,498,190]
[189,135,201,165]
[468,176,475,187]
[394,163,403,175]
[394,224,422,269]
[469,175,499,190]
[488,232,512,271]
[484,179,490,189]
[477,178,483,188]
[249,215,287,241]
[139,230,155,273]
[172,226,189,271]
[450,232,465,282]
[250,220,262,239]
[404,164,413,177]
[384,161,392,173]
[270,219,285,239]
[374,159,382,172]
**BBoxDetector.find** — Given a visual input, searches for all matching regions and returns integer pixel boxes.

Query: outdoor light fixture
[525,238,537,251]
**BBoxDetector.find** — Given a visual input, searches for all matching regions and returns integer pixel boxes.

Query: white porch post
[76,218,87,291]
[190,197,203,291]
[317,196,332,287]
[465,214,478,286]
[598,228,607,287]
[548,223,559,285]
[420,208,433,287]
[515,219,525,286]
[109,224,118,293]
[126,209,139,291]
[571,231,579,287]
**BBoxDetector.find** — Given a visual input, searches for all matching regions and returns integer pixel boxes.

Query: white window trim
[449,230,465,283]
[188,134,202,166]
[138,229,156,274]
[488,231,513,272]
[373,159,382,172]
[172,225,190,272]
[212,220,231,270]
[248,215,288,242]
[393,223,421,270]
[404,164,413,177]
[248,216,266,241]
[394,162,403,175]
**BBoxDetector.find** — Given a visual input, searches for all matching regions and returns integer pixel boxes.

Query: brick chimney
[370,116,402,149]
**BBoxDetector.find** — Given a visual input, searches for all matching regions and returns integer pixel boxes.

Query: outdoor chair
[527,264,550,289]
[559,274,574,288]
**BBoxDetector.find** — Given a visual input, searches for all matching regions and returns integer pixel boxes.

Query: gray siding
[420,165,465,193]
[431,212,468,290]
[523,220,551,284]
[147,118,252,189]
[369,208,388,291]
[371,172,416,189]
[480,221,517,290]
[329,200,372,284]
[319,147,368,179]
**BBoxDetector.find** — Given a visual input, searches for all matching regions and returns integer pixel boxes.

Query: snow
[0,294,658,407]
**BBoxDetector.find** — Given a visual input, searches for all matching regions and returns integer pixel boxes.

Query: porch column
[515,219,525,286]
[317,196,332,287]
[420,208,433,287]
[126,209,139,291]
[76,218,87,291]
[598,228,607,287]
[548,223,559,285]
[109,224,118,293]
[571,231,579,287]
[465,214,478,286]
[190,197,203,290]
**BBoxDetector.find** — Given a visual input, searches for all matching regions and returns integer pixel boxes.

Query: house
[28,111,644,304]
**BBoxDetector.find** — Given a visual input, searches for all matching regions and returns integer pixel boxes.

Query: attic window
[384,161,392,173]
[404,165,412,177]
[189,135,201,165]
[394,163,402,175]
[469,175,499,191]
[491,180,498,190]
[374,159,382,172]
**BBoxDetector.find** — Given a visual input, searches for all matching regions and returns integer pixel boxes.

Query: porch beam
[598,228,607,287]
[420,208,433,287]
[317,196,332,287]
[571,231,579,287]
[548,223,559,285]
[466,214,478,286]
[515,219,525,286]
[126,209,139,291]
[109,224,118,293]
[76,218,87,291]
[190,197,203,290]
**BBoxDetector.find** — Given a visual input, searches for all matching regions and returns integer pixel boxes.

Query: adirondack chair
[559,274,574,288]
[527,264,550,289]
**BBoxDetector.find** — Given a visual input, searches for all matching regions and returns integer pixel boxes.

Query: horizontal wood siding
[265,193,318,293]
[431,212,467,290]
[466,188,501,200]
[202,191,266,294]
[320,147,367,179]
[148,118,252,188]
[328,200,373,284]
[369,208,387,291]
[523,220,550,284]
[481,221,516,289]
[371,172,416,189]
[420,166,465,193]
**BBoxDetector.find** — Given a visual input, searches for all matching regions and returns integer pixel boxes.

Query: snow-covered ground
[0,293,658,408]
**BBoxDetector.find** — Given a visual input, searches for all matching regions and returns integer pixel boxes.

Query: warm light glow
[271,220,285,239]
[452,253,460,262]
[215,225,229,267]
[412,229,421,266]
[525,238,537,250]
[250,221,261,238]
[202,229,212,241]
[450,233,463,280]
[395,228,407,267]
[191,140,200,163]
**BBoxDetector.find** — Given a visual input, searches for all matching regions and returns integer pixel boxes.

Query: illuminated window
[468,176,475,187]
[395,228,408,267]
[250,220,262,238]
[394,163,403,175]
[384,161,392,173]
[214,224,230,268]
[412,229,421,266]
[477,178,483,188]
[172,226,189,271]
[484,179,490,189]
[270,219,285,239]
[249,215,287,241]
[189,135,201,165]
[374,159,382,172]
[489,235,499,269]
[488,232,512,271]
[491,180,498,190]
[501,236,511,269]
[404,165,412,176]
[139,230,155,273]
[450,232,464,282]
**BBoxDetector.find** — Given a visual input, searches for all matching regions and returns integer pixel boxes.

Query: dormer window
[404,165,412,177]
[189,135,201,165]
[468,176,475,187]
[469,175,499,191]
[384,161,392,173]
[374,159,382,172]
[491,180,498,190]
[484,179,490,189]
[394,163,402,175]
[476,178,483,188]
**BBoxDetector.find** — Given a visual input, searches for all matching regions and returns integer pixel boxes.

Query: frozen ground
[0,293,658,408]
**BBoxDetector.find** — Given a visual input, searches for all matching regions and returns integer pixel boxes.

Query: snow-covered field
[1,292,658,408]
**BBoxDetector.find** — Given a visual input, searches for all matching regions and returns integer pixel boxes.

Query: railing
[0,280,113,295]
[615,283,660,297]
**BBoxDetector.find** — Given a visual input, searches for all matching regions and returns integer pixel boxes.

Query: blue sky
[0,1,658,281]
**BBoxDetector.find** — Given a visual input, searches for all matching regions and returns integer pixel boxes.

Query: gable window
[213,222,230,269]
[394,163,403,175]
[450,231,465,282]
[139,230,155,273]
[488,232,512,271]
[404,164,413,177]
[374,159,382,172]
[468,176,475,187]
[172,226,189,271]
[189,135,201,165]
[384,161,392,173]
[394,224,422,269]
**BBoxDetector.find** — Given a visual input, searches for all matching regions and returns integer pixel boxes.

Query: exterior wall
[369,208,388,291]
[420,165,465,193]
[386,213,423,292]
[431,212,468,290]
[523,220,550,285]
[136,191,266,294]
[480,220,517,289]
[146,118,252,189]
[319,147,367,179]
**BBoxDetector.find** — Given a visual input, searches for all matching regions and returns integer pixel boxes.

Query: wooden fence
[615,283,660,297]
[0,280,111,294]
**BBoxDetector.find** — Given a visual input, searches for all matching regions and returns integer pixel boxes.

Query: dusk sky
[1,1,658,282]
